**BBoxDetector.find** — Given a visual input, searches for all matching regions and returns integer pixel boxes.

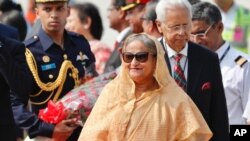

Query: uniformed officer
[10,0,97,140]
[190,2,250,125]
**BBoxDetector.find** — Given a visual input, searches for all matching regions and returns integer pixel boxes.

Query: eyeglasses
[140,16,150,21]
[190,24,214,39]
[122,52,156,63]
[165,24,190,34]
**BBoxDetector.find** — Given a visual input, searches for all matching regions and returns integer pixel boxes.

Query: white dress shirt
[162,38,188,80]
[116,27,132,43]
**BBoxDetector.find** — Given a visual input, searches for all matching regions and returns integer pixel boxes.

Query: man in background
[104,0,132,73]
[156,0,229,140]
[141,1,161,38]
[121,0,153,33]
[190,1,250,125]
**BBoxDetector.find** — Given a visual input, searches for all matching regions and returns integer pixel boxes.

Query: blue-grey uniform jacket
[11,28,97,140]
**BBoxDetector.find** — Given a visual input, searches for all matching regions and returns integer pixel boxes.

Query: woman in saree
[78,33,212,141]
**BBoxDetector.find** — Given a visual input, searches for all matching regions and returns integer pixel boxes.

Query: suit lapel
[118,28,132,48]
[160,40,204,95]
[187,42,204,96]
[160,38,172,75]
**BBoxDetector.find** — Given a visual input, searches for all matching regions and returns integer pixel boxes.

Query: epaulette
[234,55,248,67]
[24,35,39,46]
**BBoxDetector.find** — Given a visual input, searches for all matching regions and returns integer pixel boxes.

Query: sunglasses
[122,52,156,63]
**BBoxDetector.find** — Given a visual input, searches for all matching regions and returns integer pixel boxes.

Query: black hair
[0,10,27,41]
[0,0,22,12]
[70,2,103,40]
[113,0,126,8]
[192,2,222,25]
[188,0,200,5]
[144,1,157,21]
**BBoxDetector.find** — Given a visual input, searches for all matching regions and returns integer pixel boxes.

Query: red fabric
[201,82,211,91]
[38,101,67,124]
[126,0,150,4]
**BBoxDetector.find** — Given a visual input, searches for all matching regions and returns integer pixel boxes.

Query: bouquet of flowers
[38,70,118,126]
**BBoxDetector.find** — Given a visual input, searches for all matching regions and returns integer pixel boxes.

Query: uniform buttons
[33,35,38,39]
[63,54,68,60]
[49,74,54,79]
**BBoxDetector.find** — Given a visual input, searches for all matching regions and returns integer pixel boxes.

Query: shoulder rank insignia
[235,55,248,67]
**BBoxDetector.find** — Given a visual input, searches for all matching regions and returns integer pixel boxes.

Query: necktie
[173,54,186,91]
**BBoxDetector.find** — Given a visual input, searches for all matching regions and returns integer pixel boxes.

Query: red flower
[38,101,67,124]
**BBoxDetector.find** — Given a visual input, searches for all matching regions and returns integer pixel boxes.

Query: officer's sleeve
[243,94,250,123]
[241,61,250,111]
[10,94,55,138]
[0,37,32,100]
[79,35,98,77]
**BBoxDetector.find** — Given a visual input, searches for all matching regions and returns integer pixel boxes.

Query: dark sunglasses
[122,52,156,63]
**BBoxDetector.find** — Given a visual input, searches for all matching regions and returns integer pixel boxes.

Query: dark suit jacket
[104,29,132,73]
[104,46,121,73]
[0,23,19,40]
[0,34,31,140]
[161,41,229,141]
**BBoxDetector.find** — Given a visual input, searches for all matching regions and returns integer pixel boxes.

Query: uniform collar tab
[38,28,54,51]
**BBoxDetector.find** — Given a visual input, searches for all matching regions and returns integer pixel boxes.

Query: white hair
[156,0,192,22]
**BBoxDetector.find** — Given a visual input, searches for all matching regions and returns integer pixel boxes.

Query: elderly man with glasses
[190,1,250,127]
[155,0,229,140]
